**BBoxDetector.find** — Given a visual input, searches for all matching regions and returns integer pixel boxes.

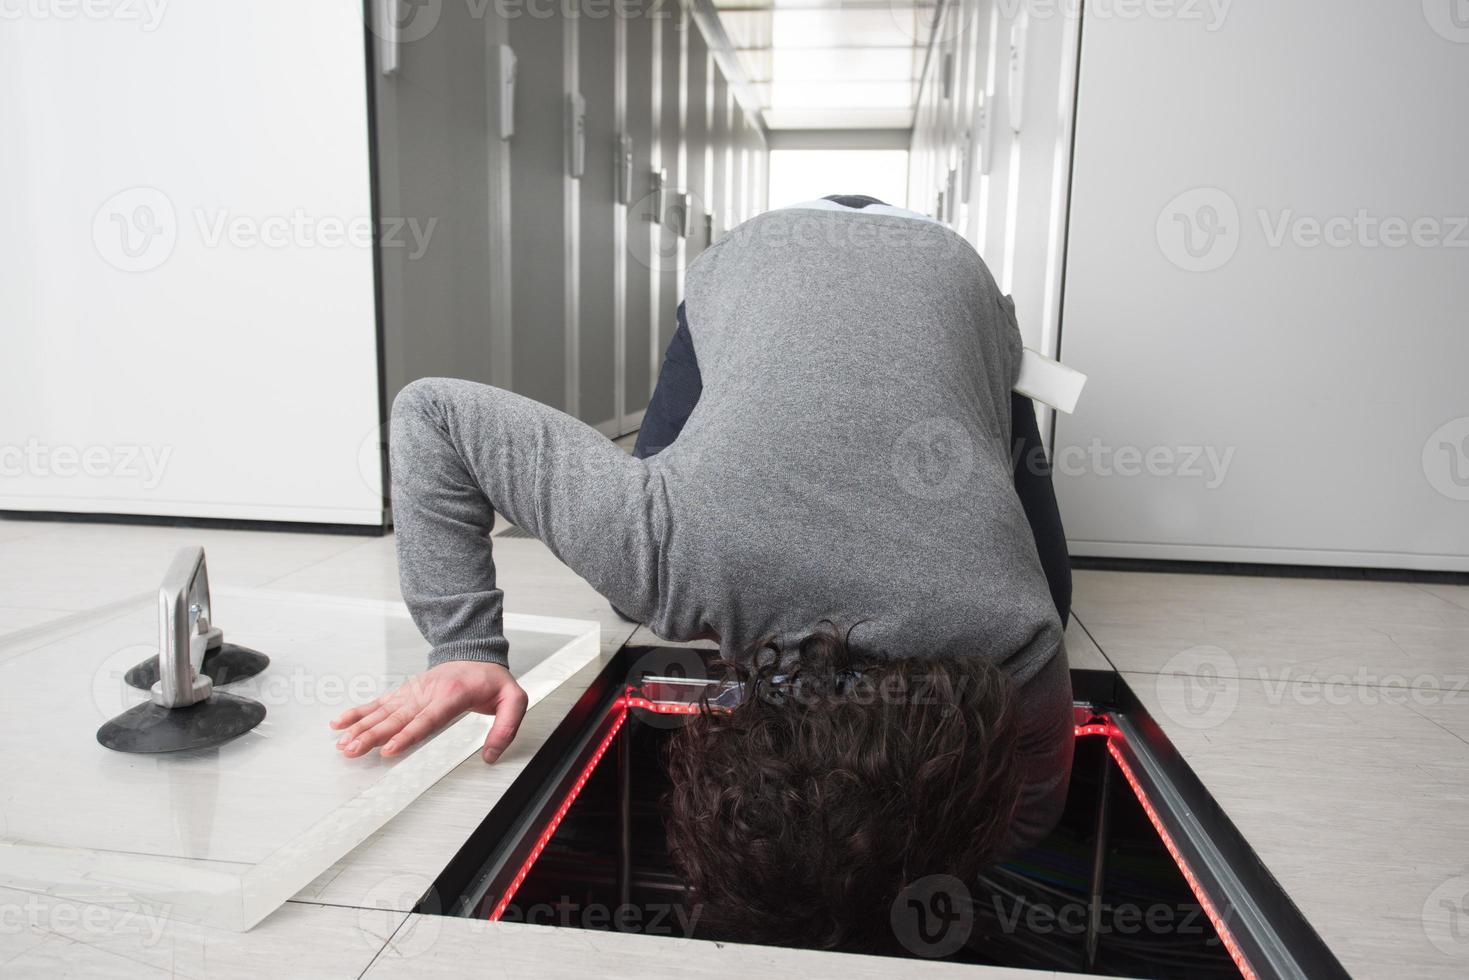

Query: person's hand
[329,661,528,763]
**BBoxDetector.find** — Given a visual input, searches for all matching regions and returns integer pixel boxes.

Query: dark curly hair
[661,625,1022,953]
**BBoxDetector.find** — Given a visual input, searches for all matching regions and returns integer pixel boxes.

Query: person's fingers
[333,668,517,761]
[342,703,417,757]
[336,684,420,748]
[329,695,384,731]
[335,702,396,747]
[381,698,463,757]
[481,685,529,764]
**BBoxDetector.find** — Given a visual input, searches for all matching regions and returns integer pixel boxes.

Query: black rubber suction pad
[123,643,270,691]
[97,692,267,753]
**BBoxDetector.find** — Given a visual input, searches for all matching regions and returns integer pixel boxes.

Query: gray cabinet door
[684,30,710,264]
[622,7,657,426]
[578,8,619,431]
[372,0,497,405]
[655,8,686,360]
[709,71,729,242]
[507,10,571,413]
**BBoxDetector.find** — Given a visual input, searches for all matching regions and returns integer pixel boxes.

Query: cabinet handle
[377,0,400,77]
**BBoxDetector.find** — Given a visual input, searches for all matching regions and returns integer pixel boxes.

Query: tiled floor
[0,519,368,625]
[1071,569,1469,685]
[0,884,393,980]
[2,514,1466,978]
[360,917,1098,980]
[1082,569,1469,979]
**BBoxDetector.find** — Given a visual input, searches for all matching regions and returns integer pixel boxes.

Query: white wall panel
[0,4,382,525]
[1056,2,1469,570]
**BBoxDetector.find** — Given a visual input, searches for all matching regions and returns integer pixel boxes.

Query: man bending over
[331,195,1074,952]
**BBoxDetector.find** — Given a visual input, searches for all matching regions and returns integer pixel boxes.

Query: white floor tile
[0,522,371,612]
[1073,570,1469,689]
[0,517,49,545]
[259,534,403,599]
[361,915,1092,980]
[1063,617,1110,670]
[0,886,394,980]
[1418,582,1469,613]
[1130,669,1469,978]
[1405,696,1469,746]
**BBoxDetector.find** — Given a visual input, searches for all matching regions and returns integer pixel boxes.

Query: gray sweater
[388,204,1072,845]
[650,206,1064,687]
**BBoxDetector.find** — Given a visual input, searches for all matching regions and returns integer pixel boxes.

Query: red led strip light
[488,694,702,919]
[489,700,1258,980]
[1074,720,1258,980]
[488,697,632,921]
[623,695,701,715]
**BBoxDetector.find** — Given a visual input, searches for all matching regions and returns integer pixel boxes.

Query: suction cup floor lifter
[97,546,269,753]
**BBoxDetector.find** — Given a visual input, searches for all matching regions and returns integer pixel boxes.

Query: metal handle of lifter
[154,546,218,709]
